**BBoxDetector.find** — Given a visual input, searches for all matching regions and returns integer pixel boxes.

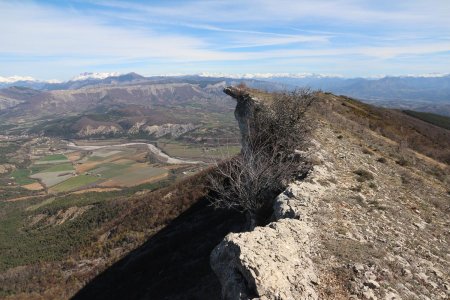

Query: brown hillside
[318,93,450,164]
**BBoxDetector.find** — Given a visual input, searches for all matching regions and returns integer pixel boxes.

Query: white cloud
[0,0,449,79]
[0,2,216,60]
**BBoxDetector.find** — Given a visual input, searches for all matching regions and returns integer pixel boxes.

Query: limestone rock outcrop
[211,87,331,300]
[77,124,121,137]
[142,123,197,138]
[211,218,318,300]
[210,152,335,300]
[223,86,263,150]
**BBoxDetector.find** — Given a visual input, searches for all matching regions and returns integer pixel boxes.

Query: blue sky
[0,0,449,80]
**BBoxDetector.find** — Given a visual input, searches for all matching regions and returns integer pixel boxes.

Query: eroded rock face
[211,219,318,300]
[211,88,329,300]
[141,123,197,138]
[77,125,121,137]
[224,86,263,150]
[210,156,334,300]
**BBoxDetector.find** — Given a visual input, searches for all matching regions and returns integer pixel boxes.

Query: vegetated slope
[320,93,450,164]
[403,110,450,130]
[0,169,245,299]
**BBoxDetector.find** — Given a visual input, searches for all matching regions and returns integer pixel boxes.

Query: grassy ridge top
[318,93,450,165]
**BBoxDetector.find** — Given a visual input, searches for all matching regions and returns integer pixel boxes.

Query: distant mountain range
[1,72,450,116]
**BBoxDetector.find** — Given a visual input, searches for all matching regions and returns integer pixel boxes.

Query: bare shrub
[208,88,316,228]
[396,157,409,166]
[362,147,374,155]
[354,169,375,182]
[376,157,387,163]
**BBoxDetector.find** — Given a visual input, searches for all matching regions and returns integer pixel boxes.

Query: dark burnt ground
[72,197,245,300]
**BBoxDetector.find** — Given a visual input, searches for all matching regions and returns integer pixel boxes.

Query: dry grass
[22,182,44,191]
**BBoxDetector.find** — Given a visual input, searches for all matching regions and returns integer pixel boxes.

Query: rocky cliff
[211,87,449,299]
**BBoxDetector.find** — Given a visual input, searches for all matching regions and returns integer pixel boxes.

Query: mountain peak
[69,72,146,82]
[114,72,145,80]
[70,72,122,81]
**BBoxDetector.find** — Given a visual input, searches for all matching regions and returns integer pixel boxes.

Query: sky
[0,0,449,80]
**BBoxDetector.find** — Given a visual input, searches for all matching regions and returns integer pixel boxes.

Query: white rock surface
[142,123,197,138]
[211,219,318,300]
[211,87,335,300]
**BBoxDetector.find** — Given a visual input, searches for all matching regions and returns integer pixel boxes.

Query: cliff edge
[211,87,449,300]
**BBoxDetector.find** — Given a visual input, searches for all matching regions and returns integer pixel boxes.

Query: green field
[40,163,74,173]
[30,164,51,174]
[30,171,74,187]
[158,142,240,160]
[87,155,106,162]
[39,154,68,161]
[89,163,131,178]
[10,169,35,185]
[106,167,168,186]
[50,175,100,192]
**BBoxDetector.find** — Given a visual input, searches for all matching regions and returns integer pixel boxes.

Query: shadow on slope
[72,197,245,300]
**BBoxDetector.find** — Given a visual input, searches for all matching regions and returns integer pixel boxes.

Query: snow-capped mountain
[0,76,62,89]
[196,72,343,79]
[400,73,450,78]
[0,75,37,83]
[70,72,121,81]
[0,76,61,84]
[0,75,62,83]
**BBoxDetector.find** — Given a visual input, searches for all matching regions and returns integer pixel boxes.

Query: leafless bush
[245,89,316,157]
[354,169,375,182]
[208,88,316,228]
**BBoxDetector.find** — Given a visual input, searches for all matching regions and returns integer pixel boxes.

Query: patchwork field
[3,140,205,195]
[1,136,222,199]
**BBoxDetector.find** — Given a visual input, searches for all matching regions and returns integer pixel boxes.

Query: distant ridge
[1,72,450,116]
[70,72,122,81]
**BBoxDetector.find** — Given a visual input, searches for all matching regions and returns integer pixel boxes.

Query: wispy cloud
[0,0,449,79]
